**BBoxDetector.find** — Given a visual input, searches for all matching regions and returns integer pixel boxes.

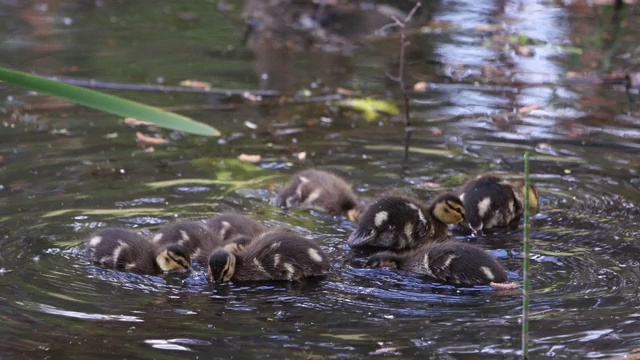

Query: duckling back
[203,213,267,242]
[458,175,536,231]
[233,231,331,282]
[401,242,511,286]
[347,197,446,250]
[153,220,222,261]
[85,228,160,275]
[275,169,360,218]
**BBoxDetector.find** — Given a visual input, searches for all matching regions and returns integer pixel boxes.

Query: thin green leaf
[0,66,220,136]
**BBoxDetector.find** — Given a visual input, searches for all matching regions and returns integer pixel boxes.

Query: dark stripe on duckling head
[167,252,190,270]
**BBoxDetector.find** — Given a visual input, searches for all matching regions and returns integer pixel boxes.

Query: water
[1,0,640,358]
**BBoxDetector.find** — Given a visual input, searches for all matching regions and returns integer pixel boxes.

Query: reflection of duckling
[347,193,465,250]
[203,213,267,243]
[365,241,516,288]
[457,175,539,232]
[153,220,222,262]
[207,230,330,283]
[275,169,362,221]
[86,228,191,275]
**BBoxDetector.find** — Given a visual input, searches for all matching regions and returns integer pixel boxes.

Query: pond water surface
[1,0,640,359]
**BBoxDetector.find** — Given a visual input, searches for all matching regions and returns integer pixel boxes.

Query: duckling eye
[176,259,184,266]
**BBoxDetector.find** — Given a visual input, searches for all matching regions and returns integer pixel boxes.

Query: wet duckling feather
[207,230,330,283]
[275,168,361,221]
[347,193,465,250]
[86,228,191,275]
[457,175,539,232]
[366,241,513,287]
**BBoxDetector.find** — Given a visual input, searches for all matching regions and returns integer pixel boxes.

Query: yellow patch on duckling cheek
[528,188,539,209]
[346,208,360,222]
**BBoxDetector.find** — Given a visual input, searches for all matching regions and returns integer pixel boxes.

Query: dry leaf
[336,87,354,96]
[413,81,429,91]
[515,46,533,57]
[0,155,5,167]
[517,105,540,114]
[305,356,324,360]
[243,92,262,102]
[237,153,261,163]
[124,117,153,127]
[475,23,501,32]
[135,132,168,145]
[371,347,398,355]
[179,80,211,90]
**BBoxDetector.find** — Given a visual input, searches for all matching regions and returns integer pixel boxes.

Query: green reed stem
[522,151,531,359]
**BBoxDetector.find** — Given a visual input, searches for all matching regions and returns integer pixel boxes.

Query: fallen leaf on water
[335,87,354,96]
[336,98,400,121]
[124,117,153,127]
[515,45,534,57]
[237,154,261,163]
[179,80,211,90]
[136,132,168,145]
[557,45,583,55]
[475,23,501,32]
[371,347,398,355]
[413,81,429,91]
[305,355,324,360]
[295,151,307,161]
[517,105,540,114]
[0,155,5,166]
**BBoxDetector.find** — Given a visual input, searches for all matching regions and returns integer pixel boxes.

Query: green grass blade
[0,66,220,137]
[522,151,531,359]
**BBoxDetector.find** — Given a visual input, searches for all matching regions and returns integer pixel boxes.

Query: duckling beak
[346,231,375,247]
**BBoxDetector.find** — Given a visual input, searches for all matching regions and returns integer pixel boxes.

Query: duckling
[365,241,516,288]
[203,213,267,243]
[85,228,191,275]
[152,220,222,262]
[347,193,465,250]
[275,168,362,221]
[457,174,539,232]
[207,230,330,283]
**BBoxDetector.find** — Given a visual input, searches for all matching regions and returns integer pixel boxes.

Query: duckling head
[346,203,365,222]
[155,245,191,272]
[431,193,465,224]
[207,248,237,283]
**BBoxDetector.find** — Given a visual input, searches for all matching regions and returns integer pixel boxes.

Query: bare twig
[522,152,531,360]
[381,2,421,161]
